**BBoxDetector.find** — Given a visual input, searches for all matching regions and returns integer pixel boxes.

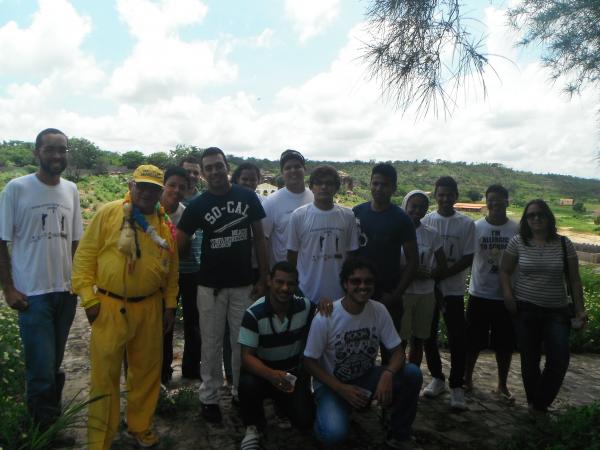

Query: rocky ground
[58,307,600,450]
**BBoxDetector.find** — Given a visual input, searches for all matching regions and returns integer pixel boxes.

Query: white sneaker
[422,378,446,398]
[240,425,261,450]
[450,387,467,410]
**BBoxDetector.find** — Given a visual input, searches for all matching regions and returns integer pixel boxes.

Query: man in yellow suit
[72,165,178,449]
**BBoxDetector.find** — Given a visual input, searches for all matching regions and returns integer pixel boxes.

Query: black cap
[280,149,305,170]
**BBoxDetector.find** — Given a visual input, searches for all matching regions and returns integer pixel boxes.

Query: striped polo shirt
[239,295,315,371]
[505,234,577,308]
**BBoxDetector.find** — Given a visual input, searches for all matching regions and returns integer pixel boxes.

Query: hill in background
[2,138,599,210]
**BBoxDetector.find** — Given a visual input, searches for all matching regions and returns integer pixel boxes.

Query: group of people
[0,128,588,450]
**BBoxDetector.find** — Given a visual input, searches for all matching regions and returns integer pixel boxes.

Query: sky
[0,0,598,179]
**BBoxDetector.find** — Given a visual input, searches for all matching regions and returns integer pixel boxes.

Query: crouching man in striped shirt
[238,261,316,449]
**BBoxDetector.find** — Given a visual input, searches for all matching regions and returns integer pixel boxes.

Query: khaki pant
[88,292,163,450]
[197,285,253,404]
[400,292,436,340]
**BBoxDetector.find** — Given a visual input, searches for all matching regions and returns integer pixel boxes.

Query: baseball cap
[280,149,305,170]
[133,165,164,188]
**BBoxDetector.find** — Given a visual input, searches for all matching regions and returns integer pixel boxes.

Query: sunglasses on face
[347,277,375,286]
[525,212,547,220]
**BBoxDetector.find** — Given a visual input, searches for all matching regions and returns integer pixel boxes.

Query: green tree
[168,144,204,165]
[146,152,171,168]
[0,141,35,166]
[121,151,146,169]
[363,0,600,114]
[66,138,106,181]
[467,189,481,202]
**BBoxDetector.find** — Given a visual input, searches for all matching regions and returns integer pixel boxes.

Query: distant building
[256,182,278,196]
[559,198,575,206]
[454,203,487,214]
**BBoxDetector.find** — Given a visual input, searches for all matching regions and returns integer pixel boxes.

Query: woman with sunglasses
[500,199,587,415]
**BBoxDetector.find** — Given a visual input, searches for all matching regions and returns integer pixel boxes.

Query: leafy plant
[501,401,600,449]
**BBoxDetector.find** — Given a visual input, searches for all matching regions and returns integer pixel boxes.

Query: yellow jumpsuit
[72,200,178,450]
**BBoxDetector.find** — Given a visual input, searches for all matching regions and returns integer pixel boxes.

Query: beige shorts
[400,292,436,340]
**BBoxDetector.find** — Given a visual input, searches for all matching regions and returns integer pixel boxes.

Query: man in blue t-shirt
[177,147,268,423]
[353,164,417,362]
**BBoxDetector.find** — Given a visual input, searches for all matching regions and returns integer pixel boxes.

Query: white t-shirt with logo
[0,174,83,296]
[402,224,443,295]
[262,187,314,267]
[304,299,401,387]
[287,203,359,304]
[469,217,519,300]
[422,210,475,297]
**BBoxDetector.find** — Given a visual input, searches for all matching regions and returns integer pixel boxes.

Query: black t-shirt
[353,202,416,293]
[178,184,266,288]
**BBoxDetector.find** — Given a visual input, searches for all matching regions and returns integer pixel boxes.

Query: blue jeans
[314,364,422,446]
[18,292,76,425]
[514,301,571,410]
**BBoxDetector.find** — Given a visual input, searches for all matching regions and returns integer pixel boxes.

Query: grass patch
[570,265,600,353]
[0,304,102,449]
[156,386,200,417]
[500,402,600,450]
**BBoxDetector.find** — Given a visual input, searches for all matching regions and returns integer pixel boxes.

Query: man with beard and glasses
[304,258,422,449]
[0,128,83,443]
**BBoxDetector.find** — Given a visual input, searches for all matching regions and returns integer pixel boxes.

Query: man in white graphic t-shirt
[287,165,359,305]
[263,149,313,268]
[421,176,475,411]
[465,184,518,400]
[303,257,422,448]
[0,128,83,437]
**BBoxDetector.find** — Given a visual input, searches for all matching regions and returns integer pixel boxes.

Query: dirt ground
[57,306,600,450]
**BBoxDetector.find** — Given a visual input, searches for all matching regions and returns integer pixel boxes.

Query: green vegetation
[0,305,97,449]
[571,266,600,353]
[156,386,200,417]
[501,401,600,450]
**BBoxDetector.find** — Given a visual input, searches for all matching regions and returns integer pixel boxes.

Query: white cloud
[105,0,237,103]
[1,3,597,180]
[285,0,340,43]
[0,0,93,75]
[116,0,208,39]
[249,28,275,48]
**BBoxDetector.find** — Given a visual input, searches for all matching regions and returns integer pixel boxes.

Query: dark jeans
[162,272,202,380]
[18,292,76,426]
[238,368,314,430]
[514,301,571,410]
[424,295,467,388]
[314,364,422,445]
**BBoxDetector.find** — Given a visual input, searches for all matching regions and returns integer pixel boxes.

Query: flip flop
[492,389,515,404]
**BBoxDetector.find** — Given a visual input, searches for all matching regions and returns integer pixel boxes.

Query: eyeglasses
[525,212,547,220]
[347,277,375,286]
[40,146,68,155]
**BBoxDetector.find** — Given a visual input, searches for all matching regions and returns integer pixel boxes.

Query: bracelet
[383,368,395,376]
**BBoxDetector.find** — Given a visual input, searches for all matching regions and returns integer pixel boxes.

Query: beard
[39,158,67,176]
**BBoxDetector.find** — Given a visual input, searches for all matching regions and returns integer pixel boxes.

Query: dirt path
[558,228,600,245]
[59,308,600,450]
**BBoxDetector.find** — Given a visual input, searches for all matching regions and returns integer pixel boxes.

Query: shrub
[0,305,102,449]
[500,402,600,449]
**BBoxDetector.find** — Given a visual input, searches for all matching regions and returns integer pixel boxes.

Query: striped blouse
[505,234,577,308]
